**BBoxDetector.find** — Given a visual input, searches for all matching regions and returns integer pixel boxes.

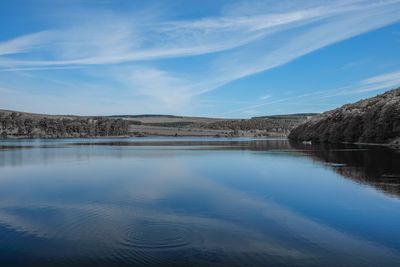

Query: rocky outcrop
[289,88,400,145]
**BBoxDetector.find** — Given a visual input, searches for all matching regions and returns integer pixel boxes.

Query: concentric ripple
[119,221,191,250]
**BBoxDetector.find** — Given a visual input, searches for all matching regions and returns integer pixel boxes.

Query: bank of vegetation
[289,88,400,147]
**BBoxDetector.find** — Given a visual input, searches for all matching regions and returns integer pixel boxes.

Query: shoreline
[1,136,397,150]
[0,134,288,140]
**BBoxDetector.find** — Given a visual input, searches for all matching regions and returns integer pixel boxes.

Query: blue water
[0,138,399,266]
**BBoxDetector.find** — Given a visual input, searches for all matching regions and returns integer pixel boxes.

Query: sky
[0,0,400,118]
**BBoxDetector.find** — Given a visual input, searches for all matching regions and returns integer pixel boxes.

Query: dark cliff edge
[289,88,400,147]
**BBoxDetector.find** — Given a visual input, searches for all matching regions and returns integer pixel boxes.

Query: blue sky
[1,0,400,117]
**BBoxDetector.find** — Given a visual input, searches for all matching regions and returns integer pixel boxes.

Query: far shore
[1,110,312,139]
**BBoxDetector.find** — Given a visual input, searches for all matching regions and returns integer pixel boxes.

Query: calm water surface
[0,137,400,267]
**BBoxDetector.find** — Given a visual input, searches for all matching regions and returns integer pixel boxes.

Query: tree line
[0,112,134,138]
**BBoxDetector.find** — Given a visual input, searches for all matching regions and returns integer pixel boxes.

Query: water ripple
[118,220,191,250]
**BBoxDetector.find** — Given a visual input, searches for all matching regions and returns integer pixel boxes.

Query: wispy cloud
[226,69,400,116]
[2,0,399,68]
[0,31,52,56]
[311,70,400,97]
[259,95,271,100]
[0,4,321,66]
[358,71,400,92]
[0,0,400,114]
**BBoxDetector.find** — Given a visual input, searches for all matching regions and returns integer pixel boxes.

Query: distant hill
[289,88,400,147]
[109,114,184,119]
[252,113,318,120]
[0,109,310,138]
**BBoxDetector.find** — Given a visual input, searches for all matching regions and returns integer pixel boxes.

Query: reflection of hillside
[0,139,294,168]
[71,139,294,151]
[290,141,400,198]
[2,139,399,199]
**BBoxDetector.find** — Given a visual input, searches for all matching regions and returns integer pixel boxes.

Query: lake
[0,137,399,267]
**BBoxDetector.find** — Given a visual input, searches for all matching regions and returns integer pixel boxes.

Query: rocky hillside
[289,88,400,146]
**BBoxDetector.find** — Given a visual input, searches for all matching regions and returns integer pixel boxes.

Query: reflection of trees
[2,138,399,198]
[0,139,294,168]
[289,141,400,198]
[71,139,294,151]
